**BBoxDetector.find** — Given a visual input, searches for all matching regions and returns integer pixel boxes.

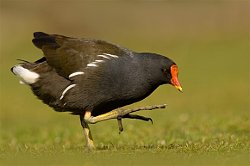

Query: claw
[148,118,153,124]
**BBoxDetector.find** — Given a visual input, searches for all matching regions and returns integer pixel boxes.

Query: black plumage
[11,32,182,149]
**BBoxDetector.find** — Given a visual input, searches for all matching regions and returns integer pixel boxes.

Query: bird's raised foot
[84,104,166,124]
[82,104,166,145]
[117,113,154,133]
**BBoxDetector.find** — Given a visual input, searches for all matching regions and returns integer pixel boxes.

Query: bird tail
[10,57,46,84]
[11,62,40,85]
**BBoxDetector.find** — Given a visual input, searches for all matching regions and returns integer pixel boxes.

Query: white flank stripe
[12,65,39,84]
[103,53,119,58]
[97,55,110,59]
[87,63,98,67]
[95,60,104,63]
[69,71,84,78]
[60,84,76,100]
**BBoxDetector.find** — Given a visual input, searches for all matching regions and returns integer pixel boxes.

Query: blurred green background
[0,0,249,165]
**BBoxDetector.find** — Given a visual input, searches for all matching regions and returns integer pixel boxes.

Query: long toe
[123,114,154,124]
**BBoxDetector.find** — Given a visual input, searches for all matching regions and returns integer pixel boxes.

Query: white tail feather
[12,65,39,84]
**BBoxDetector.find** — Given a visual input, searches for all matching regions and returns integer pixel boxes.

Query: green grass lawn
[0,1,249,165]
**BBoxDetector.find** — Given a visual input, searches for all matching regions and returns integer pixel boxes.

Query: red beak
[170,65,183,92]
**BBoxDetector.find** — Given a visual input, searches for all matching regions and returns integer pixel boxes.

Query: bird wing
[32,32,132,78]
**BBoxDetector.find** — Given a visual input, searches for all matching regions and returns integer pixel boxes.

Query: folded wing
[32,32,131,78]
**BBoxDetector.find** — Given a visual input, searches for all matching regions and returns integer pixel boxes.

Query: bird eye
[161,68,167,73]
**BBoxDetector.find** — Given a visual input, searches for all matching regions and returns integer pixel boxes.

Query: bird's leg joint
[84,111,97,124]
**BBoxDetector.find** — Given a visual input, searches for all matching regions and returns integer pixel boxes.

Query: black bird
[11,32,182,149]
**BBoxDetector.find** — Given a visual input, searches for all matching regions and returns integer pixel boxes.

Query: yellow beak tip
[176,86,183,93]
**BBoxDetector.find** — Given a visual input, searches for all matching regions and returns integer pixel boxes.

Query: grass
[0,1,250,165]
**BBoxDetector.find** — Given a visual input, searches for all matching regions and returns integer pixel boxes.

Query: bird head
[159,57,183,92]
[138,52,183,92]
